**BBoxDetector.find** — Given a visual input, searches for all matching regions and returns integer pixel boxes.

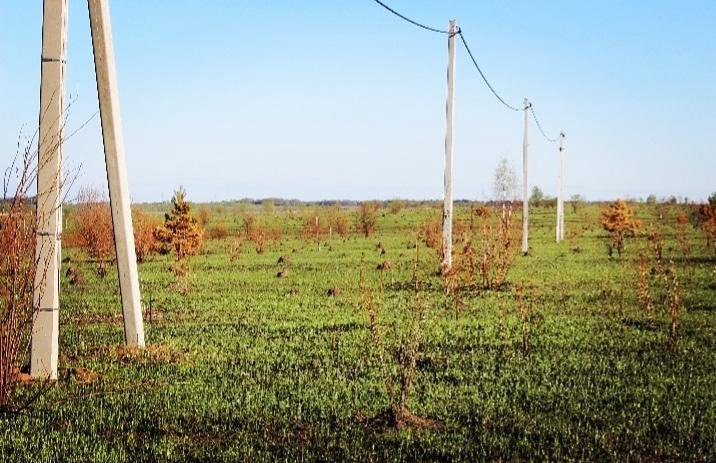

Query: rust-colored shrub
[470,204,518,290]
[1,148,43,407]
[697,205,716,254]
[675,211,691,256]
[196,205,211,228]
[388,199,406,214]
[248,225,270,254]
[330,213,350,238]
[356,202,379,238]
[207,223,230,240]
[69,187,114,276]
[600,200,641,257]
[132,207,159,264]
[420,216,442,253]
[301,215,326,243]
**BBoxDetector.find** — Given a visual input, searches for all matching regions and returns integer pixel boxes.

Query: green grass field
[2,203,715,462]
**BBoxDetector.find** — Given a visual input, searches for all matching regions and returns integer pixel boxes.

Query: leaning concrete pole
[31,0,69,380]
[442,20,457,271]
[521,98,530,255]
[88,0,145,347]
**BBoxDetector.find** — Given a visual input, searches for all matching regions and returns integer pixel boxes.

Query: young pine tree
[153,187,203,291]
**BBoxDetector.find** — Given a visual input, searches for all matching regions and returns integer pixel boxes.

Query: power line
[370,0,450,34]
[529,105,557,143]
[457,31,520,112]
[369,0,558,135]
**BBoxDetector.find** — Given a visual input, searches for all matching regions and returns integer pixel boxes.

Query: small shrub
[330,213,350,238]
[675,211,691,257]
[696,204,716,254]
[301,215,326,244]
[1,147,48,407]
[469,204,518,290]
[69,187,114,277]
[600,200,641,257]
[665,260,682,350]
[420,216,442,255]
[635,251,655,326]
[388,199,406,214]
[207,223,230,240]
[196,205,211,228]
[356,202,379,238]
[132,207,160,264]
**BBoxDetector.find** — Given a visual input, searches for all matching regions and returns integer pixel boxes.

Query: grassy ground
[2,203,715,461]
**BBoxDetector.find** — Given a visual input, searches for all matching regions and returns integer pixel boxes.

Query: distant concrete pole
[442,20,457,271]
[556,131,566,242]
[559,131,566,241]
[521,98,530,255]
[88,0,145,347]
[31,0,69,380]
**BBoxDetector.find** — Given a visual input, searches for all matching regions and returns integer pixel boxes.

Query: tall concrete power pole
[521,98,530,255]
[442,20,457,271]
[32,0,68,380]
[32,0,145,379]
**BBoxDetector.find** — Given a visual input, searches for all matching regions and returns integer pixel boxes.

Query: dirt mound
[360,405,442,432]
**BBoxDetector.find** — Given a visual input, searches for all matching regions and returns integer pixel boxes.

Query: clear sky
[1,1,714,202]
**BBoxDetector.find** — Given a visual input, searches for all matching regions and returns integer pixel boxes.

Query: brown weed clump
[420,216,442,251]
[696,204,716,255]
[635,251,655,326]
[675,210,691,257]
[470,204,518,290]
[357,248,439,430]
[634,236,684,349]
[600,200,641,257]
[247,223,280,254]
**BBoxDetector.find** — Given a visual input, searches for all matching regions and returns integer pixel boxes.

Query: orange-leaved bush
[600,200,641,257]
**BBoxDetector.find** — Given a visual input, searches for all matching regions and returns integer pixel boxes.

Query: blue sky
[1,1,714,202]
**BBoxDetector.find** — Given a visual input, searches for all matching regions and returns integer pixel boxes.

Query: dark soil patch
[358,406,442,432]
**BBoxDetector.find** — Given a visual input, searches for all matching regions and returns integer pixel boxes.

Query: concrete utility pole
[32,0,68,380]
[521,98,530,255]
[31,0,144,379]
[88,0,145,347]
[442,20,457,271]
[556,131,566,242]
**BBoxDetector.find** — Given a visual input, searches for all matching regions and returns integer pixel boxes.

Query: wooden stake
[31,0,69,380]
[88,0,145,347]
[442,20,457,271]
